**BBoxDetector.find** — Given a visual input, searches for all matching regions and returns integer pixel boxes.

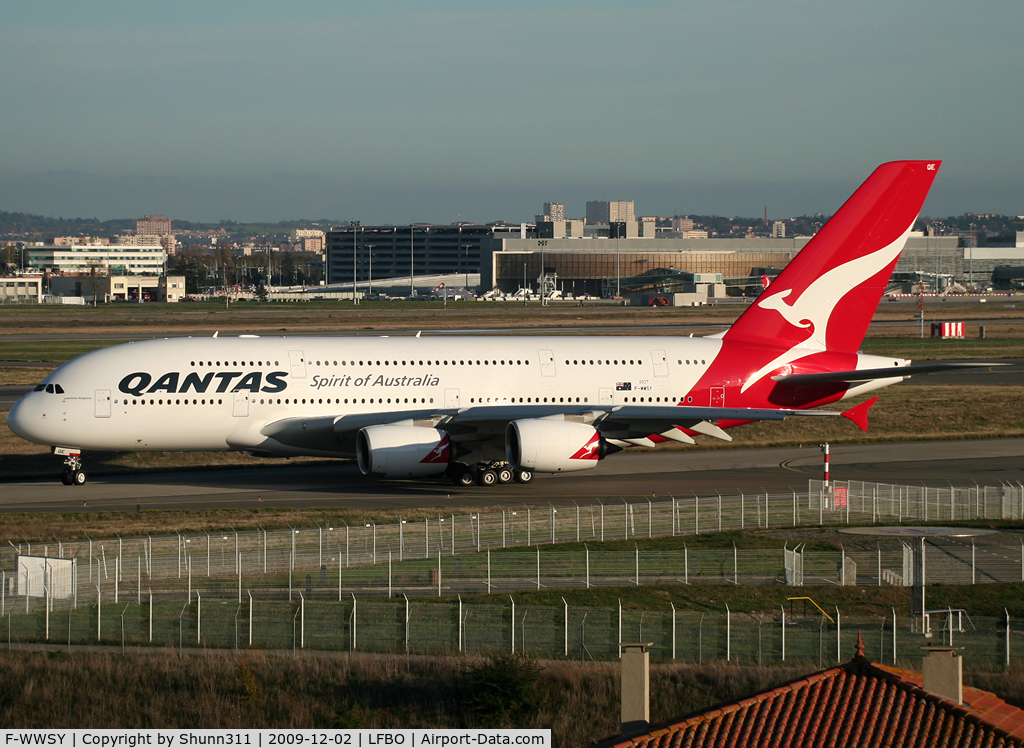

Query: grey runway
[3,438,1022,514]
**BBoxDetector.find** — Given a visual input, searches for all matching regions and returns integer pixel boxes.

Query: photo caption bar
[0,731,551,748]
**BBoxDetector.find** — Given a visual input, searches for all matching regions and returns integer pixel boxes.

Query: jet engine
[505,419,616,473]
[356,425,451,478]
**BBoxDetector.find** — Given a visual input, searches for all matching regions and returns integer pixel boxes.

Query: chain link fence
[3,595,1019,670]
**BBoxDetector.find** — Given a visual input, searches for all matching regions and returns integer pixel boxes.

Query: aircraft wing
[244,403,842,456]
[771,361,1006,387]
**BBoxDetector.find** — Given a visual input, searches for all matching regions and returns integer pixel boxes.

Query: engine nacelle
[356,425,451,478]
[506,419,611,473]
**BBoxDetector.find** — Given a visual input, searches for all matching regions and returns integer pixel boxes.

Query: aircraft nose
[7,392,43,444]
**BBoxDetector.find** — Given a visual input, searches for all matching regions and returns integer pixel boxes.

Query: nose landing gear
[55,447,87,486]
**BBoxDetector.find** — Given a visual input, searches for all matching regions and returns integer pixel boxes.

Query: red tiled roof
[601,654,1024,748]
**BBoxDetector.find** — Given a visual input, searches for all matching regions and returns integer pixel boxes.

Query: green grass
[0,340,116,363]
[860,337,1023,359]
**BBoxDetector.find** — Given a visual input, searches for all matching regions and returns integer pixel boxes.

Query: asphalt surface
[4,438,1022,513]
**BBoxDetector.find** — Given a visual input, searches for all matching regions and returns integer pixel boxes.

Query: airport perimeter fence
[4,479,1024,610]
[2,594,1019,671]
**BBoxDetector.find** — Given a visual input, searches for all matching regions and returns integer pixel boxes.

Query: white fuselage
[7,333,901,456]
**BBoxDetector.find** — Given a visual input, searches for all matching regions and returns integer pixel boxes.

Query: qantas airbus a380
[7,161,988,487]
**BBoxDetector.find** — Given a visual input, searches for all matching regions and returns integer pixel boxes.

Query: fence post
[197,591,201,644]
[404,594,410,653]
[877,545,882,587]
[562,597,568,657]
[726,604,731,662]
[388,549,393,598]
[740,492,744,529]
[1006,608,1011,670]
[438,549,442,597]
[684,544,688,585]
[248,591,253,647]
[300,593,305,649]
[892,607,897,664]
[835,606,841,662]
[793,489,797,527]
[647,498,653,538]
[670,602,676,660]
[617,599,622,656]
[766,490,770,529]
[671,495,677,537]
[717,493,722,532]
[781,604,786,662]
[600,501,605,542]
[585,546,590,589]
[487,547,491,594]
[536,546,541,590]
[510,596,515,654]
[351,593,357,650]
[972,541,976,584]
[137,557,141,606]
[576,502,580,543]
[694,493,699,535]
[733,543,738,585]
[458,595,463,652]
[635,544,639,586]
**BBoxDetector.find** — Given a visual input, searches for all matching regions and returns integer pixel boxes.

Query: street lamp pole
[367,244,375,298]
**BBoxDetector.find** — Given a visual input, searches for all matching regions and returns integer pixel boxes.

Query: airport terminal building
[326,223,963,297]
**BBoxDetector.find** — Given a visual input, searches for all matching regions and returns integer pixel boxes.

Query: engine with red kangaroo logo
[356,425,450,478]
[505,419,615,473]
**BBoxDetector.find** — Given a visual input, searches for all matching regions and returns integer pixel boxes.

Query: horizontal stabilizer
[841,397,878,432]
[772,362,1006,387]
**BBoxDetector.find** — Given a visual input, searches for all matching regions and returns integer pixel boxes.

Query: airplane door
[599,388,613,405]
[444,388,461,408]
[651,349,669,377]
[232,391,250,417]
[538,349,556,377]
[710,387,725,408]
[94,389,111,418]
[288,350,306,379]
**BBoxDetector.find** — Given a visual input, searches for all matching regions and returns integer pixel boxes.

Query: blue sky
[1,0,1022,223]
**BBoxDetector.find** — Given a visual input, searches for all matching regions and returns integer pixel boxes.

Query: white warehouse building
[25,243,167,276]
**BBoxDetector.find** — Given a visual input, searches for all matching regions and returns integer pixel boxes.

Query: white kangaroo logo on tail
[740,221,915,392]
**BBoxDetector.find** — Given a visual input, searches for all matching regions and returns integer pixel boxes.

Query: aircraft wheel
[453,469,476,487]
[496,466,514,484]
[60,469,73,486]
[513,468,534,484]
[72,470,87,486]
[477,469,498,487]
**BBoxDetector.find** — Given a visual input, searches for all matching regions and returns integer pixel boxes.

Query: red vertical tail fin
[726,161,940,354]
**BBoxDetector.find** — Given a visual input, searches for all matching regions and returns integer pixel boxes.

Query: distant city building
[545,202,565,221]
[51,236,110,247]
[325,224,525,288]
[671,217,695,232]
[586,200,635,225]
[681,230,709,239]
[0,276,43,303]
[772,221,787,238]
[49,275,185,303]
[26,243,167,276]
[136,215,171,236]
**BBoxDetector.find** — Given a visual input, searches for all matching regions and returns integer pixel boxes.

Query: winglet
[842,397,878,432]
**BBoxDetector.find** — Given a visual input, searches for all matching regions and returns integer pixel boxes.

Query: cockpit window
[45,384,55,394]
[34,384,45,392]
[54,384,65,394]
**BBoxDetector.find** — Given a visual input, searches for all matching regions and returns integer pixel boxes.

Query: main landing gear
[448,462,533,487]
[56,449,87,486]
